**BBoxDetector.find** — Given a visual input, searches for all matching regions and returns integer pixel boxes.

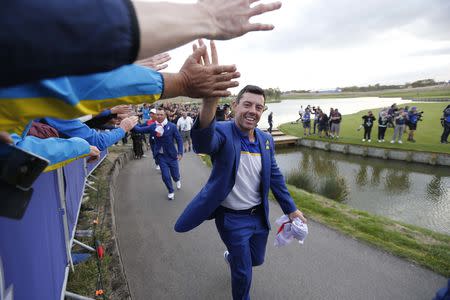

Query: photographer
[407,107,422,143]
[387,103,398,128]
[302,108,311,136]
[312,106,320,134]
[441,105,450,144]
[215,104,226,121]
[377,110,389,142]
[391,109,407,144]
[361,111,376,142]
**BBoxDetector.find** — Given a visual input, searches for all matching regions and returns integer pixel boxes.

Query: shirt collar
[233,122,257,144]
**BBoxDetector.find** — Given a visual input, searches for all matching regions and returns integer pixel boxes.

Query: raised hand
[0,131,13,144]
[199,0,282,40]
[111,105,132,115]
[119,116,139,132]
[135,52,171,71]
[177,44,240,98]
[87,145,100,163]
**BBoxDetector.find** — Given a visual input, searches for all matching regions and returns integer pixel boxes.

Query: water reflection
[370,165,383,186]
[286,149,347,201]
[384,170,411,194]
[426,176,445,202]
[276,147,450,234]
[356,165,368,187]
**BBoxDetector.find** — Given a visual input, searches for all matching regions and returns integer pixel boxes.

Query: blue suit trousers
[158,154,180,193]
[215,210,269,300]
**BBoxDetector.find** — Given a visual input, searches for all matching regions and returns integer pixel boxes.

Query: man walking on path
[267,111,273,134]
[175,82,306,300]
[133,109,183,200]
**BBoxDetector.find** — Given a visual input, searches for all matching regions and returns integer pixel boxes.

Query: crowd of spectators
[298,105,342,139]
[124,102,200,159]
[294,102,450,144]
[364,103,425,144]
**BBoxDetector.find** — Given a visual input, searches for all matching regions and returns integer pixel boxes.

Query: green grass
[286,168,315,193]
[67,161,113,298]
[67,151,130,299]
[280,85,450,100]
[277,185,450,277]
[279,102,450,154]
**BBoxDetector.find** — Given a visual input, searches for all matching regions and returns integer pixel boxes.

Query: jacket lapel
[232,124,241,172]
[256,129,270,193]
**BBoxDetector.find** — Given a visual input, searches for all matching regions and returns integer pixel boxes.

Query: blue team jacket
[0,0,139,87]
[174,120,297,233]
[133,122,183,160]
[0,64,163,133]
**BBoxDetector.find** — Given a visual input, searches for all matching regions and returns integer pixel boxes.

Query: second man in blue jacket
[133,108,183,200]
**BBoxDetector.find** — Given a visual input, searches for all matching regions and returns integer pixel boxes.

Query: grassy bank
[279,102,450,154]
[283,185,450,277]
[67,146,131,299]
[280,85,450,100]
[199,154,450,276]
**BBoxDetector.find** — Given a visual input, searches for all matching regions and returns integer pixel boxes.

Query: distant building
[311,88,342,93]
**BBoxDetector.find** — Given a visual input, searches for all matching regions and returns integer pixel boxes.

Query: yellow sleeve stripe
[43,154,89,172]
[0,94,161,133]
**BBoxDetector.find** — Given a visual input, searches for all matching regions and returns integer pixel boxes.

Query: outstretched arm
[269,137,307,222]
[134,0,282,58]
[191,40,225,154]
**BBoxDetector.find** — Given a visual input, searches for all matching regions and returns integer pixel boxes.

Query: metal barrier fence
[0,150,108,300]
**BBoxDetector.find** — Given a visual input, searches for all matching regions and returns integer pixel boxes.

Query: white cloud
[140,0,450,91]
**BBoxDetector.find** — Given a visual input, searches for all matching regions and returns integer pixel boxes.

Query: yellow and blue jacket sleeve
[0,64,163,133]
[11,134,90,169]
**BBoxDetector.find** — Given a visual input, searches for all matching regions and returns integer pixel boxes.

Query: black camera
[417,111,424,121]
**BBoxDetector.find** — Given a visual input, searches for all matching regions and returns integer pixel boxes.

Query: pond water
[261,97,412,129]
[275,147,450,234]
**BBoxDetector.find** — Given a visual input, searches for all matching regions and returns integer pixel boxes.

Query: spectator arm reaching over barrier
[1,0,280,87]
[10,134,90,167]
[43,117,138,152]
[0,64,163,133]
[133,0,282,59]
[1,45,238,133]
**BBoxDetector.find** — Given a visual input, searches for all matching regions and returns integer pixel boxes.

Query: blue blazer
[174,120,297,232]
[134,122,183,160]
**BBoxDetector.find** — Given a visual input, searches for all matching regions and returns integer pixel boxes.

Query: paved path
[115,152,446,300]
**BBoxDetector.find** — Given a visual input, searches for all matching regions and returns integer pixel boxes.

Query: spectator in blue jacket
[441,105,450,144]
[391,109,408,144]
[10,123,100,167]
[133,109,183,200]
[407,106,421,142]
[84,105,133,130]
[0,46,239,134]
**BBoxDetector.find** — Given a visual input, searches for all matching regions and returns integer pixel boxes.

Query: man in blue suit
[175,85,307,300]
[133,108,183,200]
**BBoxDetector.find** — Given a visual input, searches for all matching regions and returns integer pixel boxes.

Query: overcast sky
[143,0,450,92]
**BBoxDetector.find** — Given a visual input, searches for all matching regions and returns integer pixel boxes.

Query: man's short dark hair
[236,85,265,103]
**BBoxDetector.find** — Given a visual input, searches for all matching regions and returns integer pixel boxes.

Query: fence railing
[0,150,108,300]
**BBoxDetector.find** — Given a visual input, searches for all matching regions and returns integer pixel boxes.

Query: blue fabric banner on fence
[0,149,108,300]
[0,171,67,300]
[64,158,86,240]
